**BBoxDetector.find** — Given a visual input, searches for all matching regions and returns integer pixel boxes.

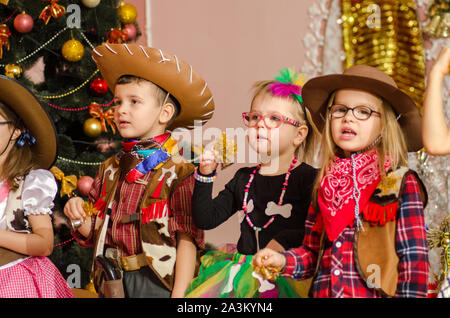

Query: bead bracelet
[193,170,217,183]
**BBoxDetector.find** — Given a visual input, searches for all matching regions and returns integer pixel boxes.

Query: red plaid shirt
[283,174,429,298]
[74,169,204,257]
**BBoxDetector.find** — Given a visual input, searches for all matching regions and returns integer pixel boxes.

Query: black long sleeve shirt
[192,163,318,255]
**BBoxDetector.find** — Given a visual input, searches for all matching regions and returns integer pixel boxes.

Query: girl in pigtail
[254,65,429,298]
[0,76,73,297]
[186,69,320,298]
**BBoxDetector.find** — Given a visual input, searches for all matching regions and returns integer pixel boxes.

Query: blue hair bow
[16,131,36,147]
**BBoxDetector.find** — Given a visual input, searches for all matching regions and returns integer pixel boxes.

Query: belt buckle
[121,255,140,271]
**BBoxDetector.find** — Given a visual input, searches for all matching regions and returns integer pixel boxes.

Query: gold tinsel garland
[423,0,450,37]
[427,213,450,287]
[341,0,425,113]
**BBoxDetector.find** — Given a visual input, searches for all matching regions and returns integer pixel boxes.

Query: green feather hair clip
[269,68,307,105]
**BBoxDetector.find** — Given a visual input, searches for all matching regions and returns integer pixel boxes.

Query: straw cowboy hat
[302,65,423,151]
[0,75,57,169]
[91,43,215,131]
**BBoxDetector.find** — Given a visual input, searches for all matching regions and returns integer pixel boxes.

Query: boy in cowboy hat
[64,44,214,298]
[254,65,429,298]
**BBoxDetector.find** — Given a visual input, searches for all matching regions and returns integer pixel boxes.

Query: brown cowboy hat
[0,75,57,169]
[302,64,423,151]
[91,43,215,131]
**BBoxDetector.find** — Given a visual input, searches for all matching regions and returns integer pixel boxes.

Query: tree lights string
[46,98,113,112]
[56,156,102,166]
[0,26,69,68]
[36,69,100,99]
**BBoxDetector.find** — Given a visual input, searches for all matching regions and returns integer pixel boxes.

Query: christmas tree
[0,0,140,289]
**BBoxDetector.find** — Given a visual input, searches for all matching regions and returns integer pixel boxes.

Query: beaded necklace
[242,155,298,251]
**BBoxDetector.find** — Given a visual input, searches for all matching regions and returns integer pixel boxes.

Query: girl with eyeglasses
[185,69,321,298]
[0,76,73,297]
[254,65,429,298]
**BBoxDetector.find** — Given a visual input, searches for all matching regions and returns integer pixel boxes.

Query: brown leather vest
[312,167,427,297]
[91,153,196,290]
[354,168,427,297]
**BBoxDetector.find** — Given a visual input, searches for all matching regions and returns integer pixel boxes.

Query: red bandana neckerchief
[119,133,171,182]
[317,150,390,241]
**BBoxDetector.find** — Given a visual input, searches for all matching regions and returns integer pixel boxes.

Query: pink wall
[24,0,315,247]
[128,0,147,46]
[133,0,317,247]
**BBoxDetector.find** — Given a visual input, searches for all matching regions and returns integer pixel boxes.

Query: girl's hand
[265,239,285,252]
[63,197,86,221]
[253,248,286,269]
[431,47,450,77]
[199,149,219,175]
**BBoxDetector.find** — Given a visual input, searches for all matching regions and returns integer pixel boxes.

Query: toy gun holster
[93,255,124,298]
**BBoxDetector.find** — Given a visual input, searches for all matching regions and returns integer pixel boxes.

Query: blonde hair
[0,102,36,191]
[250,80,321,166]
[311,91,408,209]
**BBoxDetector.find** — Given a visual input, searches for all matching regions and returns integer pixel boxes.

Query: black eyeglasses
[329,104,381,121]
[0,121,12,125]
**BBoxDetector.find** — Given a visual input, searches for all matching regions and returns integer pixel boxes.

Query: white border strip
[145,0,152,46]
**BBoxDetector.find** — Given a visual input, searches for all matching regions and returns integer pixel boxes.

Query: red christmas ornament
[14,12,34,34]
[77,176,94,196]
[123,23,136,41]
[90,77,108,96]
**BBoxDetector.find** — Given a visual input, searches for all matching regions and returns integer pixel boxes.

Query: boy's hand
[253,248,286,269]
[63,197,86,221]
[431,46,450,76]
[198,149,219,175]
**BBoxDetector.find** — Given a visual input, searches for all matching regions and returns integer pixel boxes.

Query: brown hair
[250,80,321,166]
[0,102,36,191]
[311,91,408,210]
[116,75,180,127]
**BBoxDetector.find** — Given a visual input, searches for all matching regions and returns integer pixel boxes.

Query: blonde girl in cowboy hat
[422,46,450,155]
[254,65,429,298]
[0,75,73,297]
[185,68,320,298]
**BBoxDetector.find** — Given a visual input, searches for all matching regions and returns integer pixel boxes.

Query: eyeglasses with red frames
[242,111,300,129]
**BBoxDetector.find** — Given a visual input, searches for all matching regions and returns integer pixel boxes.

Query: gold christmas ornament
[117,2,137,24]
[436,12,450,37]
[428,213,450,287]
[61,39,84,62]
[340,0,425,113]
[424,0,450,38]
[83,118,102,138]
[424,14,442,36]
[4,63,23,79]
